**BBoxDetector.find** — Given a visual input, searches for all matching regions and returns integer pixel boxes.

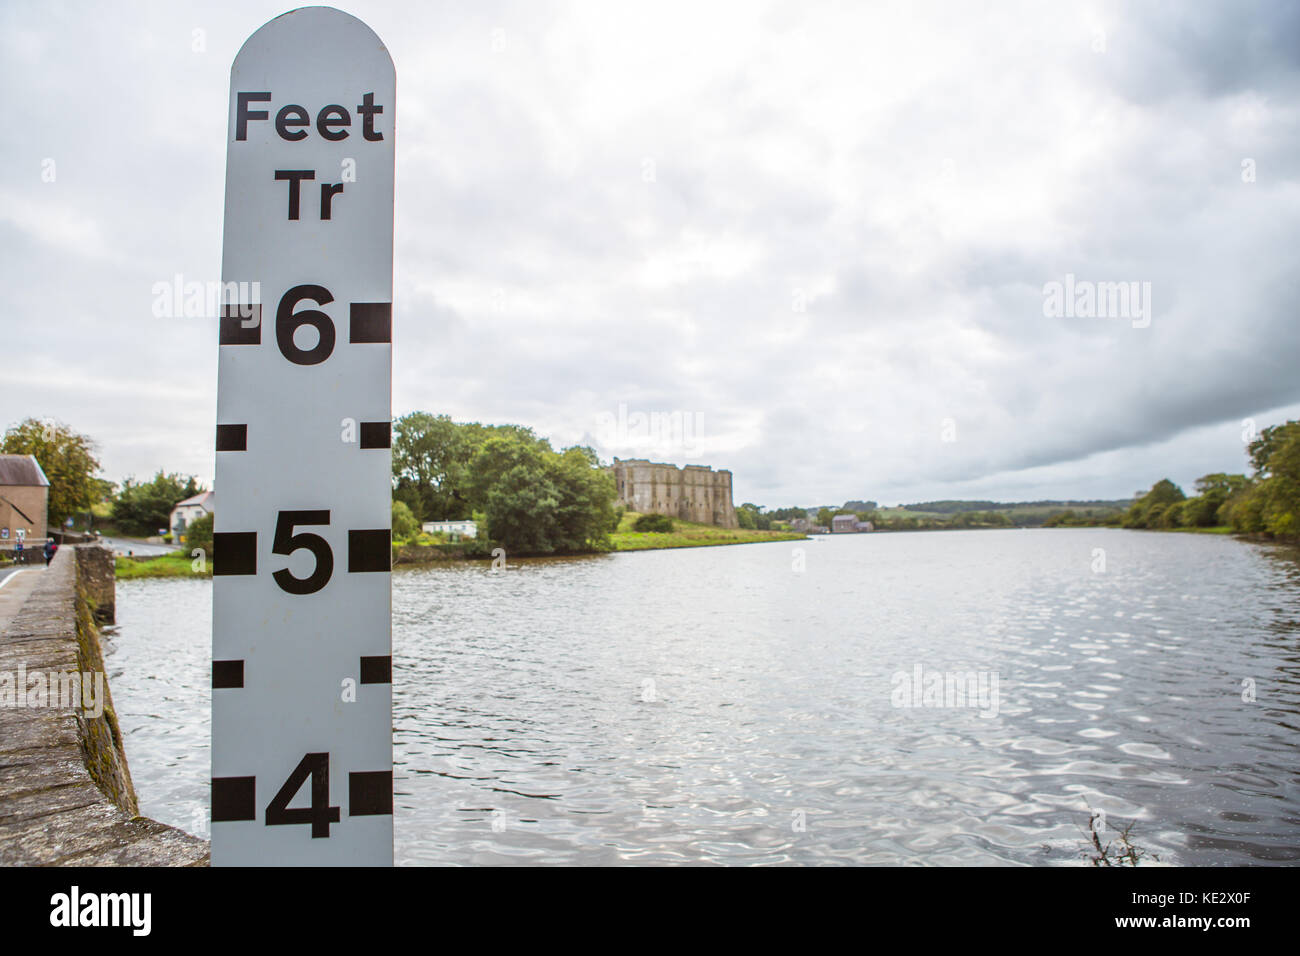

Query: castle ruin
[610,458,738,528]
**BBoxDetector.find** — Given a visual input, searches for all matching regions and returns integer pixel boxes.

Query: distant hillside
[902,498,1133,514]
[773,497,1135,528]
[885,498,1135,528]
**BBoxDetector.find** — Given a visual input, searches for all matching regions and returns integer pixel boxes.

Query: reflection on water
[107,529,1300,865]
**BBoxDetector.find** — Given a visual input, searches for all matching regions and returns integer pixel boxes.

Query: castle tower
[609,458,738,528]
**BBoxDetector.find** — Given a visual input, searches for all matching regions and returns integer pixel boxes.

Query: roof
[0,454,50,487]
[173,490,214,511]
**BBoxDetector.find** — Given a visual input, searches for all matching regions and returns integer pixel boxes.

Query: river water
[105,529,1300,865]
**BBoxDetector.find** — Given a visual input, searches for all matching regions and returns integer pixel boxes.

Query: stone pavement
[0,567,43,635]
[0,547,208,865]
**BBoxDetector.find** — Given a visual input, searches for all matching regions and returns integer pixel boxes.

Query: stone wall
[0,546,208,865]
[74,544,115,624]
[610,458,739,528]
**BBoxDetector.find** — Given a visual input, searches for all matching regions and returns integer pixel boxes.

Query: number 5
[273,510,333,594]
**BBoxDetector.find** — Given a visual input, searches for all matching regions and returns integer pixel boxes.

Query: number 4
[266,753,341,838]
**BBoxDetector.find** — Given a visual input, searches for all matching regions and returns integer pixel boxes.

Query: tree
[1222,420,1300,536]
[184,512,213,555]
[737,502,771,530]
[1221,480,1265,533]
[464,432,617,553]
[1123,479,1185,529]
[393,412,548,521]
[547,446,616,551]
[1247,421,1300,477]
[2,419,102,528]
[112,471,202,536]
[391,500,419,541]
[392,412,474,521]
[1256,424,1300,535]
[1183,473,1247,527]
[483,459,562,553]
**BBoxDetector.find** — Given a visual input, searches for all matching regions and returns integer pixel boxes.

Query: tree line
[13,413,1296,560]
[1046,419,1300,535]
[392,412,615,554]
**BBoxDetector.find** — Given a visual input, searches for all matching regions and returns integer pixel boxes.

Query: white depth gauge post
[212,7,395,866]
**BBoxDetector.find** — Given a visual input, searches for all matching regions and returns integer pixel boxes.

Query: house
[170,490,214,542]
[422,519,477,540]
[790,517,830,534]
[0,454,49,551]
[831,514,859,533]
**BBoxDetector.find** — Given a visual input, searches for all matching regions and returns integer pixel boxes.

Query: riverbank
[609,513,805,551]
[391,514,805,564]
[116,551,210,580]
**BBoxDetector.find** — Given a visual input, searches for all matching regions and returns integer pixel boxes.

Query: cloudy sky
[2,0,1298,507]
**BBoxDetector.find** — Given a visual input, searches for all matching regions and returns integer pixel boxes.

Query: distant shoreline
[112,521,1294,580]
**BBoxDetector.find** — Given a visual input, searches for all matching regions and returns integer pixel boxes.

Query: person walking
[43,538,57,565]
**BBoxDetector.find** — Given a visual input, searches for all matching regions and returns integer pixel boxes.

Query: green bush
[633,513,675,533]
[391,500,419,542]
[112,471,204,536]
[184,513,213,555]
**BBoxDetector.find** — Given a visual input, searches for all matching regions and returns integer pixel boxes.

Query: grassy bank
[393,537,494,564]
[114,516,808,575]
[609,513,805,551]
[115,551,210,579]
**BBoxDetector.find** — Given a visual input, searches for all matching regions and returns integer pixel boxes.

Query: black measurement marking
[349,303,391,343]
[359,421,391,449]
[348,771,393,816]
[359,656,391,684]
[216,424,247,451]
[211,776,257,822]
[219,304,262,345]
[212,531,258,575]
[266,753,340,838]
[212,659,245,688]
[347,529,391,572]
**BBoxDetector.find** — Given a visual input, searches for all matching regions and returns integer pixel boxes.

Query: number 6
[276,284,335,365]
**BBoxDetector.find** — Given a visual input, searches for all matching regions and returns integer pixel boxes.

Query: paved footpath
[0,567,43,635]
[0,549,207,865]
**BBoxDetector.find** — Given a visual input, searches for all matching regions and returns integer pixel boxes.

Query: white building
[170,490,214,542]
[422,519,477,539]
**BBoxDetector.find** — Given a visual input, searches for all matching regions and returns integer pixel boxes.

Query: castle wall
[610,459,738,528]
